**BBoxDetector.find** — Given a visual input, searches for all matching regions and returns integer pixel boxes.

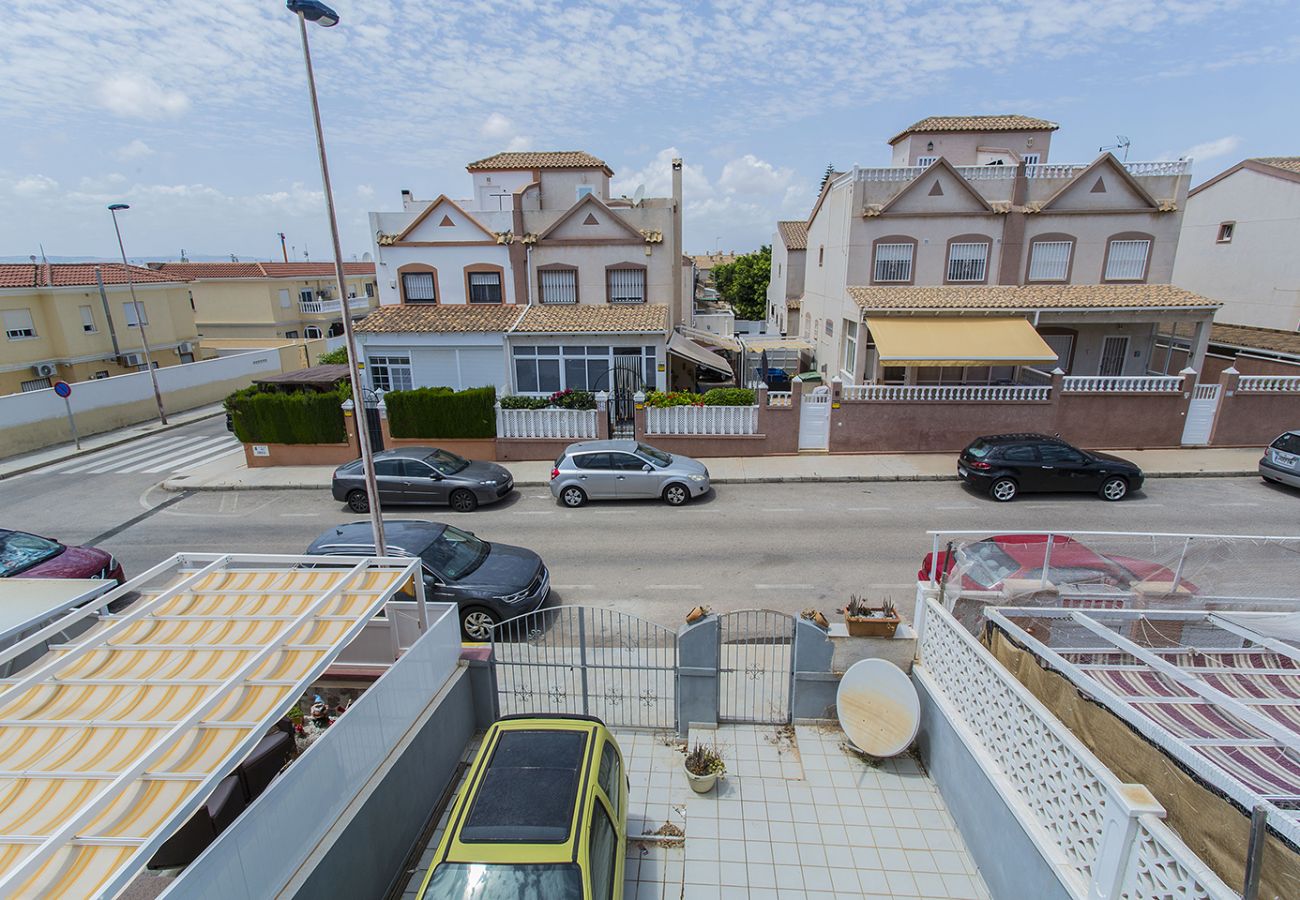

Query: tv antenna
[631,184,645,207]
[1099,135,1131,161]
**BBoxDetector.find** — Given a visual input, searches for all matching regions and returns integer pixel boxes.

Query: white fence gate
[798,386,831,450]
[1181,383,1220,445]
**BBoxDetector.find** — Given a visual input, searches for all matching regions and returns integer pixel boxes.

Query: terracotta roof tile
[1250,157,1300,175]
[355,304,524,334]
[889,115,1059,144]
[777,221,808,250]
[514,304,669,334]
[848,284,1220,312]
[0,263,183,289]
[154,262,374,279]
[1209,322,1300,357]
[466,151,611,175]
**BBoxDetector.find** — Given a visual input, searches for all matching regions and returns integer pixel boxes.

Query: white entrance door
[1181,383,1220,445]
[1099,336,1129,377]
[799,386,831,450]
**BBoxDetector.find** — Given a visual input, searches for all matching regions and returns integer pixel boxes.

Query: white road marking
[139,439,242,473]
[173,445,244,472]
[280,512,322,517]
[761,508,804,513]
[935,504,977,510]
[550,585,595,590]
[647,585,702,590]
[512,510,554,515]
[1219,502,1259,507]
[846,506,891,512]
[754,584,816,590]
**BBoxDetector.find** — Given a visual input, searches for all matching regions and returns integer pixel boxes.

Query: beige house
[781,114,1217,384]
[0,263,198,395]
[767,220,808,335]
[1173,157,1300,331]
[152,261,378,346]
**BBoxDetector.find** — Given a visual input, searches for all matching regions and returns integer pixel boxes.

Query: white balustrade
[1122,160,1191,176]
[953,165,1018,181]
[856,166,927,182]
[1237,375,1300,393]
[1193,383,1221,401]
[858,160,1187,185]
[842,384,1050,401]
[1062,376,1182,393]
[767,391,793,408]
[495,406,597,440]
[1025,163,1087,180]
[646,404,758,435]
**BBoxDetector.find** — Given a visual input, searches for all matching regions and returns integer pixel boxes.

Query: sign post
[53,381,80,450]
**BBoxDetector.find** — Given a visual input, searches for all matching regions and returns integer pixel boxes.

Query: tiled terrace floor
[399,724,989,900]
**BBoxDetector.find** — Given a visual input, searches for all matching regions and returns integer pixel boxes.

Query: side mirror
[430,472,443,480]
[642,464,653,472]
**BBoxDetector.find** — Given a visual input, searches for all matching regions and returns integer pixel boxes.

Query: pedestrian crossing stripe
[40,432,244,476]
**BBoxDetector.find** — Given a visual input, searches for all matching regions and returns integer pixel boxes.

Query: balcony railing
[843,384,1051,402]
[1238,375,1300,393]
[1062,375,1182,393]
[299,296,371,315]
[855,159,1190,183]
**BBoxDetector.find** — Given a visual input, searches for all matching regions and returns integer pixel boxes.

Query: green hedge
[224,386,347,444]
[385,386,497,439]
[702,387,755,406]
[643,388,756,408]
[499,389,596,411]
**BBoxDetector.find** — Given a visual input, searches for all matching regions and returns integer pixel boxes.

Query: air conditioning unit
[121,352,145,367]
[32,362,57,378]
[177,341,195,355]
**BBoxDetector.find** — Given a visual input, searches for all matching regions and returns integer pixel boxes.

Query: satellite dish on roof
[836,659,919,758]
[631,184,645,207]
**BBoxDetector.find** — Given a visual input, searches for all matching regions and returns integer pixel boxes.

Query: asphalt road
[4,417,1296,627]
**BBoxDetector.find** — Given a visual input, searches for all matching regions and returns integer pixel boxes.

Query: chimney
[671,158,684,324]
[400,189,413,207]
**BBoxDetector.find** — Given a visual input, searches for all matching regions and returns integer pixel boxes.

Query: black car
[332,447,515,514]
[957,433,1144,502]
[306,520,548,641]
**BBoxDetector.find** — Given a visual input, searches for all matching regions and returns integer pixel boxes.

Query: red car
[0,529,124,584]
[919,533,1187,593]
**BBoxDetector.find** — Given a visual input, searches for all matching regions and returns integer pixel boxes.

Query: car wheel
[461,606,498,642]
[1100,476,1129,501]
[663,483,690,506]
[990,478,1018,502]
[449,489,479,512]
[560,486,587,508]
[346,489,370,513]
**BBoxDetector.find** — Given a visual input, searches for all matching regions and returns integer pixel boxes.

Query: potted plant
[683,743,725,794]
[843,595,900,638]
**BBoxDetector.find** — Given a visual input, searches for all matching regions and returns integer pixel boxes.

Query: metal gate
[362,389,385,452]
[608,360,643,437]
[718,609,795,724]
[798,386,831,450]
[491,606,677,729]
[1181,382,1220,445]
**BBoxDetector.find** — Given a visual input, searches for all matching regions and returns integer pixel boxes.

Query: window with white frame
[122,302,148,327]
[1104,239,1151,281]
[1028,241,1072,281]
[576,185,594,200]
[915,156,938,167]
[607,268,645,303]
[539,269,577,304]
[365,281,376,297]
[79,305,97,333]
[841,320,858,379]
[946,242,989,282]
[513,345,562,393]
[368,355,413,392]
[468,271,503,303]
[873,243,914,282]
[401,272,436,303]
[304,326,323,339]
[299,288,315,305]
[279,289,292,308]
[284,330,299,339]
[4,308,36,340]
[1022,153,1040,166]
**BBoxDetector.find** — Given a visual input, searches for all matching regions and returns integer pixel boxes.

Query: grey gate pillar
[791,618,838,721]
[677,614,720,736]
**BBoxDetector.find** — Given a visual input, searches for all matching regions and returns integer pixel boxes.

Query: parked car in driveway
[332,447,514,514]
[550,440,710,507]
[0,528,124,584]
[1259,430,1300,490]
[306,520,548,641]
[957,433,1143,502]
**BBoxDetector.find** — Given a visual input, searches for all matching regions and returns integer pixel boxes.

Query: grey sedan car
[332,447,514,513]
[307,520,549,641]
[1260,430,1300,490]
[549,440,711,507]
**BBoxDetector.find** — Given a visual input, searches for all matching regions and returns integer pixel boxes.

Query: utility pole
[278,232,288,262]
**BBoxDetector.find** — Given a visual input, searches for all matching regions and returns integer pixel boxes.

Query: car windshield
[426,449,470,476]
[958,541,1022,587]
[636,443,673,467]
[964,440,993,459]
[0,531,62,577]
[420,526,489,580]
[420,862,582,899]
[1271,433,1300,454]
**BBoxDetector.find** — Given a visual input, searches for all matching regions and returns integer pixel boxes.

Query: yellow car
[417,714,628,899]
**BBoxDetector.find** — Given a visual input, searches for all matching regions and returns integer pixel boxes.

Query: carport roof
[355,304,525,333]
[513,304,669,334]
[848,283,1220,313]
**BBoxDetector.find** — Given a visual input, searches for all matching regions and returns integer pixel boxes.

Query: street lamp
[287,0,386,555]
[107,203,167,425]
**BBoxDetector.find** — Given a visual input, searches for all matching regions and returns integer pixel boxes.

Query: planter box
[843,611,900,638]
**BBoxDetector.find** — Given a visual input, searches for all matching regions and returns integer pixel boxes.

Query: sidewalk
[0,403,226,480]
[160,446,1265,493]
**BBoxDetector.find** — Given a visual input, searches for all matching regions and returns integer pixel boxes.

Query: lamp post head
[107,203,130,211]
[287,0,339,25]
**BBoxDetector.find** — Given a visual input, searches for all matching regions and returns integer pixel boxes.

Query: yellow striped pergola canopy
[0,553,419,899]
[865,316,1058,367]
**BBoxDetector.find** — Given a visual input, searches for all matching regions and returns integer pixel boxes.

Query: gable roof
[777,221,808,250]
[395,194,496,241]
[805,171,846,229]
[1041,153,1159,211]
[1207,322,1300,359]
[847,284,1220,313]
[153,262,375,279]
[354,304,524,334]
[467,151,613,177]
[1189,156,1300,198]
[878,158,994,214]
[536,193,645,241]
[889,115,1059,145]
[514,304,669,334]
[0,263,185,289]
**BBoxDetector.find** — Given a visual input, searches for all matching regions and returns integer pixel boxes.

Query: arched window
[1102,231,1154,282]
[464,264,506,303]
[397,263,438,303]
[1026,233,1077,283]
[871,236,917,284]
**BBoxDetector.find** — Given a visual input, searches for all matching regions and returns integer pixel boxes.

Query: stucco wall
[890,129,1054,166]
[1210,388,1300,447]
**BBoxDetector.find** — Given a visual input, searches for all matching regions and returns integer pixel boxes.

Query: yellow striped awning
[865,316,1058,367]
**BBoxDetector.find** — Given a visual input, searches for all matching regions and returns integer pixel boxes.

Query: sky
[1,0,1297,262]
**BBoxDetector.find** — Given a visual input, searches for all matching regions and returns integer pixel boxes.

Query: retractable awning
[667,332,733,375]
[676,326,742,352]
[865,316,1058,367]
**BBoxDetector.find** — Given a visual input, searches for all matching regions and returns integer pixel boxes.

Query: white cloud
[114,139,154,161]
[505,135,533,152]
[480,113,514,140]
[1182,135,1243,162]
[355,184,375,198]
[12,175,58,197]
[718,155,797,195]
[98,74,190,118]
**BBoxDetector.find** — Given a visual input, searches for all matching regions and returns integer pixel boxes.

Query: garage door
[411,347,506,391]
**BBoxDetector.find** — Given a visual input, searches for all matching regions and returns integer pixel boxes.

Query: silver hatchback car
[550,440,711,507]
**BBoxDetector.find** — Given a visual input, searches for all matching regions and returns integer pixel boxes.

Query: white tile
[906,849,939,873]
[932,850,967,874]
[690,817,719,838]
[742,819,771,842]
[749,889,780,900]
[746,862,776,888]
[775,863,805,890]
[768,821,797,843]
[819,823,849,846]
[746,842,773,864]
[771,842,799,865]
[847,846,880,870]
[801,866,833,891]
[828,867,860,893]
[791,803,819,823]
[717,818,745,841]
[719,860,748,886]
[913,871,949,896]
[878,847,909,871]
[682,884,721,900]
[683,859,717,885]
[898,828,929,850]
[856,867,891,894]
[797,843,827,868]
[718,839,746,862]
[940,872,983,899]
[885,869,919,896]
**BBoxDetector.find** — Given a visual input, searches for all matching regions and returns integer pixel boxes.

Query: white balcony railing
[843,384,1050,402]
[767,391,793,407]
[857,159,1190,184]
[1238,375,1300,393]
[495,406,598,440]
[1062,375,1182,393]
[646,405,757,435]
[299,296,371,315]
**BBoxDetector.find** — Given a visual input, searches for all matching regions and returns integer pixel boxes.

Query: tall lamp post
[107,203,167,425]
[287,0,385,554]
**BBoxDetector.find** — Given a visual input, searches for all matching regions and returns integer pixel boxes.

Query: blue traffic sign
[53,380,72,398]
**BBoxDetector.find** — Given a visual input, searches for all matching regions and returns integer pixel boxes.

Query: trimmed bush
[702,387,755,406]
[315,347,349,364]
[386,386,497,439]
[499,390,596,411]
[643,390,702,408]
[500,395,549,410]
[225,386,347,444]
